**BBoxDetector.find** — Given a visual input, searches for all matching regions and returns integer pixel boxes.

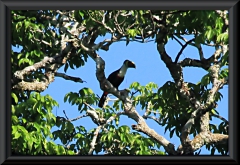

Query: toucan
[98,60,136,108]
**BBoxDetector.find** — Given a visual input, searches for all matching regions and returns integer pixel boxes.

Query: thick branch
[178,49,222,71]
[123,98,177,155]
[200,112,210,132]
[13,56,58,81]
[180,63,225,149]
[177,132,228,155]
[12,80,52,92]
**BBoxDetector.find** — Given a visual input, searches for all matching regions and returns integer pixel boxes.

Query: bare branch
[196,44,204,60]
[63,110,69,120]
[105,111,125,124]
[174,38,195,63]
[55,72,86,83]
[178,48,222,70]
[88,125,102,155]
[69,114,88,122]
[114,11,124,35]
[204,56,226,109]
[145,116,163,126]
[58,112,88,122]
[142,102,151,118]
[212,114,229,125]
[178,58,211,70]
[13,56,56,81]
[173,35,183,46]
[86,109,100,126]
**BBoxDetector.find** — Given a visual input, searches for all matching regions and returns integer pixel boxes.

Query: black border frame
[1,0,239,164]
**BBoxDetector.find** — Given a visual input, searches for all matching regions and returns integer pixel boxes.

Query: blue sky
[13,33,228,155]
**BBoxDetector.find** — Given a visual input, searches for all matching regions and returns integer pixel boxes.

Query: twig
[70,114,88,122]
[83,102,95,111]
[212,114,229,125]
[173,35,183,46]
[130,90,139,99]
[145,116,163,125]
[63,110,69,120]
[175,38,195,63]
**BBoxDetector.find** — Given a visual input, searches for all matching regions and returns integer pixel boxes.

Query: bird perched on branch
[98,60,136,108]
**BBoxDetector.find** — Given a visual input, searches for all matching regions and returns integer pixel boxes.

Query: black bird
[98,60,136,108]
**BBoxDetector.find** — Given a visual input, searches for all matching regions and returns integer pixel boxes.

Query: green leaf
[67,122,74,131]
[170,128,175,138]
[127,29,137,38]
[13,131,21,139]
[11,93,18,104]
[79,11,84,17]
[34,50,41,57]
[28,137,33,151]
[27,97,37,105]
[35,93,41,100]
[120,133,125,142]
[64,63,69,73]
[12,115,19,124]
[22,118,27,124]
[107,132,113,142]
[57,145,65,155]
[201,74,210,86]
[33,123,41,132]
[12,125,17,134]
[211,147,215,155]
[101,134,107,142]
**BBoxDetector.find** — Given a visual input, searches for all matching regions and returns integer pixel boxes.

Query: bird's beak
[128,61,136,68]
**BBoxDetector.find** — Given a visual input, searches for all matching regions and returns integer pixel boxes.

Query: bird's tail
[98,92,108,108]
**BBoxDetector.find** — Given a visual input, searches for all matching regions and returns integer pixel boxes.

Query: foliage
[11,10,228,155]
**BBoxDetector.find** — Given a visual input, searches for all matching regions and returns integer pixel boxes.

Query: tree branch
[88,111,125,155]
[212,114,229,125]
[200,112,210,132]
[179,60,226,150]
[173,35,183,46]
[174,38,195,63]
[88,125,102,155]
[12,80,52,92]
[124,98,177,155]
[177,132,228,155]
[13,56,57,81]
[55,72,86,83]
[178,48,222,71]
